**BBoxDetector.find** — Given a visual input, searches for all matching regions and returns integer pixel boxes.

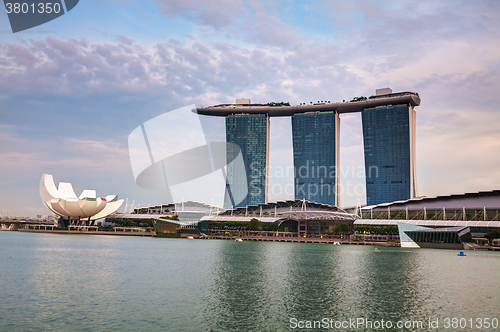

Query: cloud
[151,0,303,47]
[117,35,134,45]
[154,0,246,29]
[0,130,130,177]
[0,36,363,107]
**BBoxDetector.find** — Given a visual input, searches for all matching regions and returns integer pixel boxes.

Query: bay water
[1,232,499,331]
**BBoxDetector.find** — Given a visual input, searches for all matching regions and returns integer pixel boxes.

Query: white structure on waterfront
[39,174,124,223]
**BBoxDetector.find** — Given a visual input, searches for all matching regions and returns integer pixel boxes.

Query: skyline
[1,0,499,216]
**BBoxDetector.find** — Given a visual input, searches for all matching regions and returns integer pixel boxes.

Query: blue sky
[1,0,499,216]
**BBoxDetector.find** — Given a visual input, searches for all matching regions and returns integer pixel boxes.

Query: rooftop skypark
[196,91,420,117]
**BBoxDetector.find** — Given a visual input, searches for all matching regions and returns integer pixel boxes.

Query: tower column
[335,112,340,207]
[362,104,415,205]
[224,114,270,209]
[292,111,340,206]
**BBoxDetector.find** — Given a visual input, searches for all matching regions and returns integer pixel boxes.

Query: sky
[0,0,499,216]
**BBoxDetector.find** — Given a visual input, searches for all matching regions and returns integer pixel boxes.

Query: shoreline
[202,235,399,246]
[16,229,155,237]
[6,229,500,250]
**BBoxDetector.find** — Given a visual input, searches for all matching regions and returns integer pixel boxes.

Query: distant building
[36,215,55,222]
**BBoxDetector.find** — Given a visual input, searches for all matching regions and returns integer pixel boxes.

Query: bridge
[0,218,54,231]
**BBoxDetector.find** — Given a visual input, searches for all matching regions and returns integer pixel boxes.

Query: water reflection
[357,248,431,327]
[283,244,344,319]
[206,241,284,331]
[205,242,500,332]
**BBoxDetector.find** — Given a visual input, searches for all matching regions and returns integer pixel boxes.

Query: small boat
[235,238,243,242]
[333,242,341,245]
[187,236,194,240]
[458,251,466,256]
[374,248,380,252]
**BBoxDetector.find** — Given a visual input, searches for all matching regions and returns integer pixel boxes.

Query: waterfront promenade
[18,226,155,237]
[202,233,399,246]
[8,226,500,250]
[204,236,398,246]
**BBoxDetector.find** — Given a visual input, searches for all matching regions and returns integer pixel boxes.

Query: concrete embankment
[202,235,400,246]
[18,229,155,236]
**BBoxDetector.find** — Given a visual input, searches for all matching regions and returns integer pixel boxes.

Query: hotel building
[197,89,420,208]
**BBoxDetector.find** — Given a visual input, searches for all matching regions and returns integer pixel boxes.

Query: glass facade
[397,222,430,243]
[292,111,339,206]
[224,114,269,209]
[362,104,413,205]
[406,231,462,244]
[398,223,472,249]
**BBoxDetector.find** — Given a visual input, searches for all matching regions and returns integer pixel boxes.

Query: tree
[484,230,500,240]
[263,223,278,231]
[334,223,350,233]
[248,218,262,230]
[268,101,290,107]
[339,223,349,233]
[161,215,179,221]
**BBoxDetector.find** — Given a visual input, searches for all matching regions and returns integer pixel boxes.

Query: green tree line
[209,218,279,231]
[112,219,153,227]
[355,225,398,234]
[484,230,500,240]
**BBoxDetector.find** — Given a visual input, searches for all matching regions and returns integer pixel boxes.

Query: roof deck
[196,92,420,117]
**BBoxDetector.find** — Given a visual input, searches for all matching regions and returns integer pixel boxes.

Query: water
[0,232,499,331]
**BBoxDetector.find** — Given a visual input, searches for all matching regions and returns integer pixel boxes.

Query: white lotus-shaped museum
[39,174,124,221]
